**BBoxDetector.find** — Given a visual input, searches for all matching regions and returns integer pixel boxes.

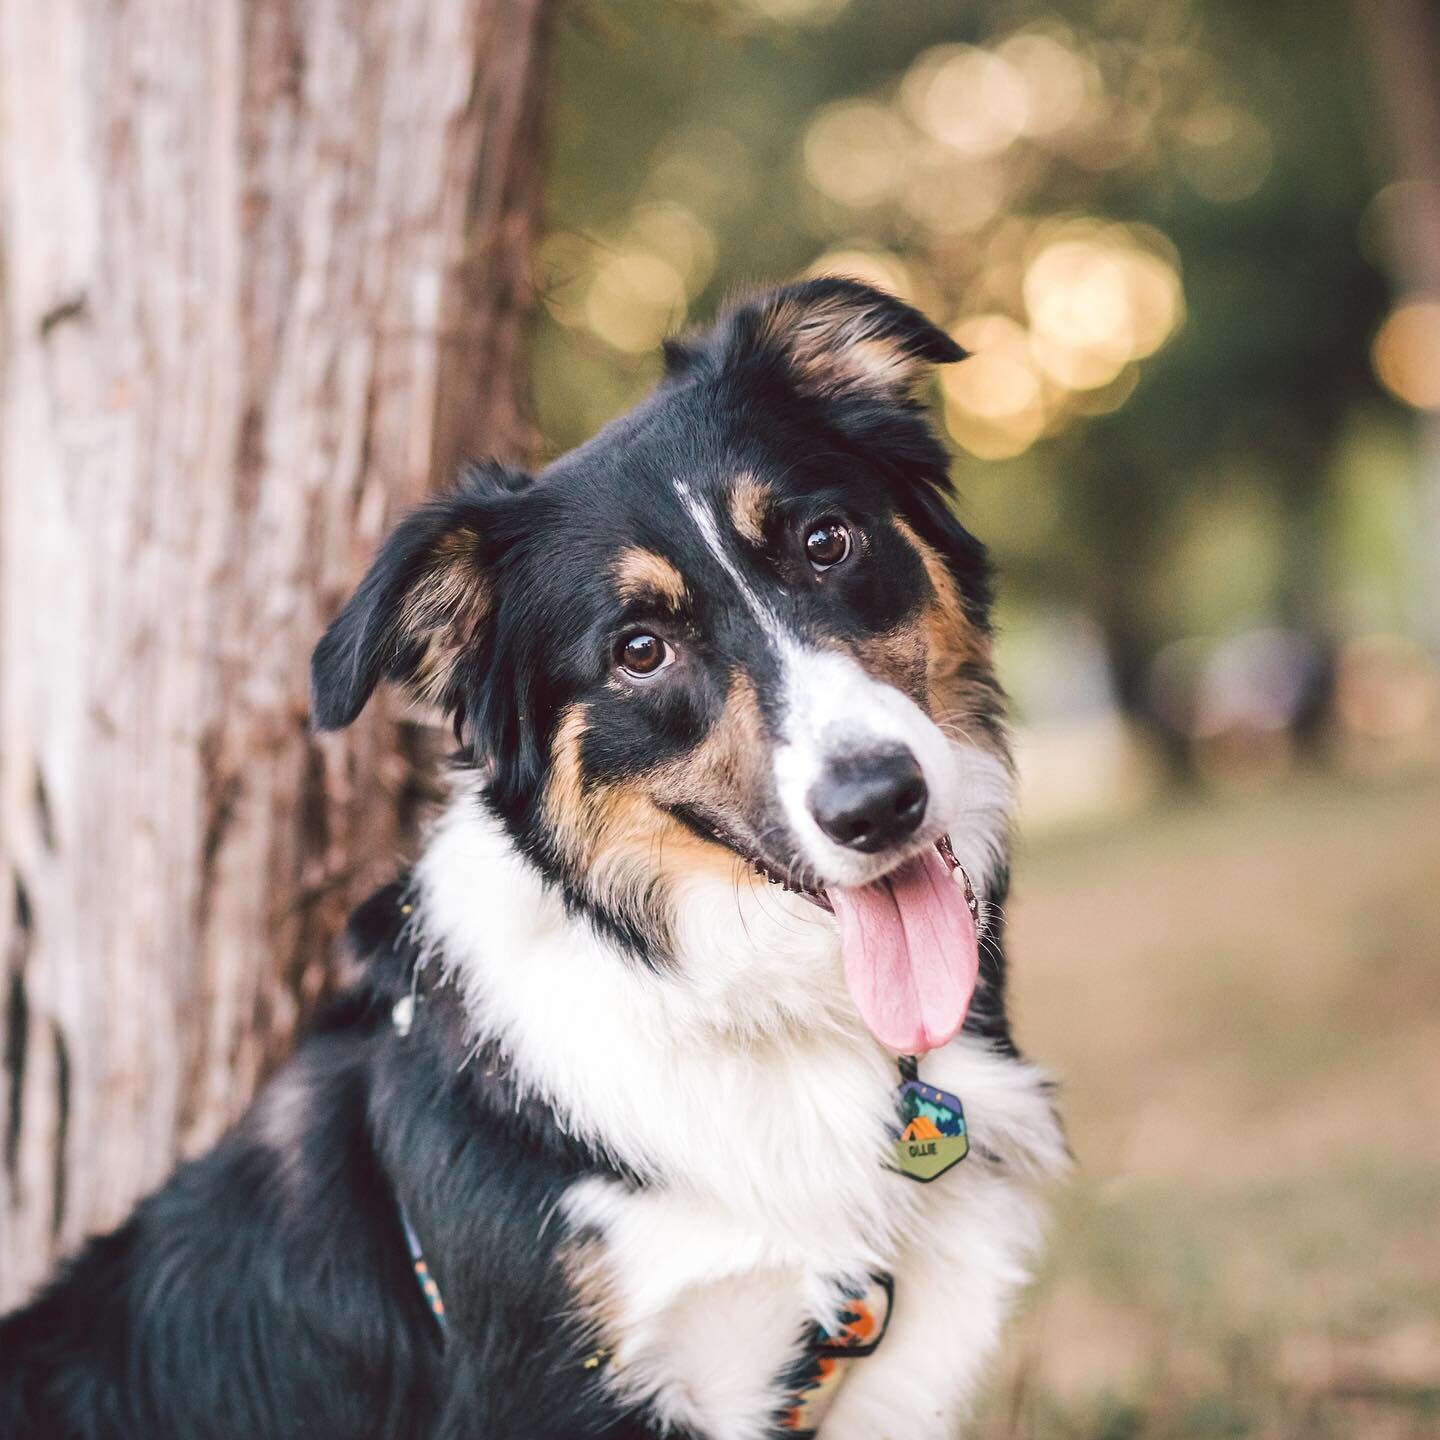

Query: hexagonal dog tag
[893,1078,969,1182]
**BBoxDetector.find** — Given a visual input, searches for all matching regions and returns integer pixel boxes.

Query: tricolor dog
[0,279,1067,1439]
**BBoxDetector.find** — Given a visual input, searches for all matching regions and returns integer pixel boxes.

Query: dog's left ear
[728,277,967,402]
[728,279,991,619]
[310,463,525,731]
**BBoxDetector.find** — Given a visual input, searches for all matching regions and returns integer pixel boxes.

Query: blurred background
[1,1,1436,1435]
[535,2,1440,1435]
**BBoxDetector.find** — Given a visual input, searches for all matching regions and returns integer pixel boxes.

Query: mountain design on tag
[893,1078,968,1182]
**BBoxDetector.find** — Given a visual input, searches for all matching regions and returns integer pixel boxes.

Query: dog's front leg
[815,1166,1051,1439]
[563,1178,812,1440]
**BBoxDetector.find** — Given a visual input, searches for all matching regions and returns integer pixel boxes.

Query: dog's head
[314,279,1012,1053]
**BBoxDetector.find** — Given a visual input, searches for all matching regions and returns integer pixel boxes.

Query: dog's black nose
[808,749,928,853]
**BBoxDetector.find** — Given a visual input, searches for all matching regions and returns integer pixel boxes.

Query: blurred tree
[0,0,547,1305]
[536,0,1402,764]
[1052,0,1387,752]
[1356,0,1440,648]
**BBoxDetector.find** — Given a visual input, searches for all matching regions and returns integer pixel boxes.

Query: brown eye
[805,520,852,572]
[618,632,672,678]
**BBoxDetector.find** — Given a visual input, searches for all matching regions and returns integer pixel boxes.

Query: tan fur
[852,622,929,707]
[402,527,490,704]
[544,678,773,928]
[759,292,928,398]
[544,704,733,917]
[891,517,1010,762]
[559,1235,625,1368]
[613,548,688,610]
[727,475,772,547]
[544,704,600,867]
[647,671,766,824]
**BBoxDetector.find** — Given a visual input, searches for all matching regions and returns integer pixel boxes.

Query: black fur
[2,281,1017,1436]
[0,882,660,1440]
[317,282,998,950]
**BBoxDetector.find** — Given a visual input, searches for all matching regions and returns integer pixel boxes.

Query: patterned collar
[397,1200,448,1335]
[387,1000,953,1431]
[396,1194,891,1438]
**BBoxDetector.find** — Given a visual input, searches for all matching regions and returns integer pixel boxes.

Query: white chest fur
[416,797,1067,1440]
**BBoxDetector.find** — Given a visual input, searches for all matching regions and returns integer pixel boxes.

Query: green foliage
[537,0,1413,682]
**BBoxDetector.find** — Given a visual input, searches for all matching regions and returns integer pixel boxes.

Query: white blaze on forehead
[673,478,786,644]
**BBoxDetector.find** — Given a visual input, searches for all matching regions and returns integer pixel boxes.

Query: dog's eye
[805,521,852,572]
[617,632,673,679]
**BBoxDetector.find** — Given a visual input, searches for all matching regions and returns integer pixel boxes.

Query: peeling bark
[0,0,548,1305]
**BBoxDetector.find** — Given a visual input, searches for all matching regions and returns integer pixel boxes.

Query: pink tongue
[829,847,979,1055]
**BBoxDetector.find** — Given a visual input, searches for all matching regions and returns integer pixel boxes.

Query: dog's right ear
[310,464,526,731]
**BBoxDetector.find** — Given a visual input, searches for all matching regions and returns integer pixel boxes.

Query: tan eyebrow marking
[612,547,687,609]
[675,478,784,642]
[727,473,772,546]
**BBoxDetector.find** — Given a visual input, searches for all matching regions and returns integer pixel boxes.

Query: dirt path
[977,764,1440,1439]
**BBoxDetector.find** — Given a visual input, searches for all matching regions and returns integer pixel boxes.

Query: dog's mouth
[741,835,977,918]
[717,825,981,1056]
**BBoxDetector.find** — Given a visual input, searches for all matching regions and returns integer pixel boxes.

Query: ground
[972,760,1440,1440]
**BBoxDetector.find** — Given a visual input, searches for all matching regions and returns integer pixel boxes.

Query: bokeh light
[803,100,908,207]
[734,0,849,21]
[944,314,1047,460]
[998,31,1095,139]
[1024,223,1184,389]
[902,44,1031,158]
[584,249,687,354]
[795,26,1191,457]
[1372,300,1440,410]
[898,149,1007,234]
[1176,103,1274,203]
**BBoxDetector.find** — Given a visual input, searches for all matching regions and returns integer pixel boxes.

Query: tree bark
[0,0,547,1306]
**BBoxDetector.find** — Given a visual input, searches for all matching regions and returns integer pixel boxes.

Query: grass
[969,760,1440,1440]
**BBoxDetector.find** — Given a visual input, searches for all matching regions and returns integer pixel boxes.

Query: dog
[0,279,1066,1439]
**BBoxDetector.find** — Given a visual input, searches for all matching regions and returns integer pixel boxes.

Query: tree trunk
[0,0,548,1306]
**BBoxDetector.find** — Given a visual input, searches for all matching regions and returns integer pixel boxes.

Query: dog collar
[398,1201,448,1335]
[397,1193,891,1434]
[389,1017,952,1417]
[389,990,449,1335]
[779,1273,894,1435]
